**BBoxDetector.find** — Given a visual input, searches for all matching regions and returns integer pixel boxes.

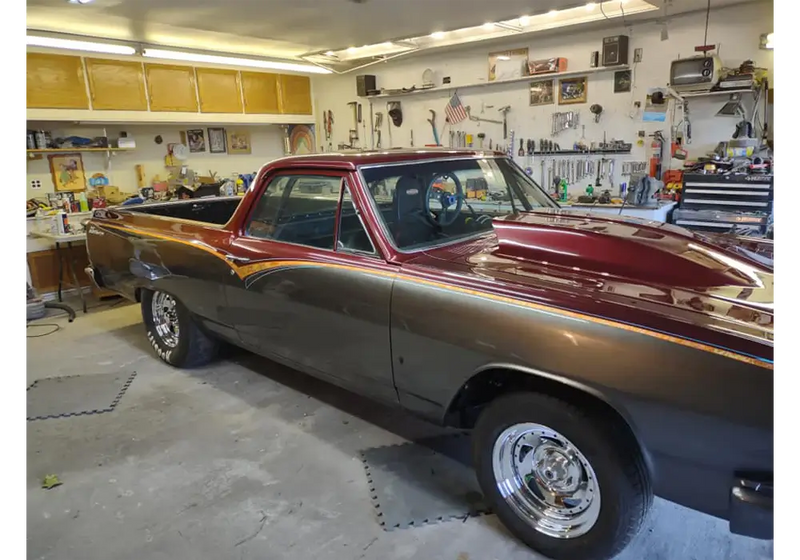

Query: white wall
[26,124,287,199]
[312,1,773,192]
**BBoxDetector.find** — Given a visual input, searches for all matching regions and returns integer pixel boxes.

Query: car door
[224,170,399,404]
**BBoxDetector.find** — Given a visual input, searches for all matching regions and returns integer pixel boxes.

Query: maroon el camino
[85,150,773,560]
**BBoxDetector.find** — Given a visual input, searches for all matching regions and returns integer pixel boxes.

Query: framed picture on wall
[488,48,529,81]
[558,76,588,105]
[529,80,555,106]
[48,153,86,192]
[614,70,632,93]
[181,129,206,153]
[227,129,251,154]
[208,127,227,154]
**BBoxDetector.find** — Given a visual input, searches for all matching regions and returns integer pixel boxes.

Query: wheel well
[445,367,645,456]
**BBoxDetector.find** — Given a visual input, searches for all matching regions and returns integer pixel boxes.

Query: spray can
[56,211,70,235]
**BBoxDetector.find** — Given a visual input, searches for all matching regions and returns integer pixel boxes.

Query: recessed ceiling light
[585,2,597,11]
[519,16,530,26]
[482,23,495,30]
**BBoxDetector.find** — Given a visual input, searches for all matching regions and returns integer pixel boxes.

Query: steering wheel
[423,172,465,227]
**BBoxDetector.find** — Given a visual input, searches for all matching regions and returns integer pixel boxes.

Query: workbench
[562,201,677,222]
[29,230,88,314]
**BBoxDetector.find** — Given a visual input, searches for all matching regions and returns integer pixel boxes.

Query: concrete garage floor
[27,300,774,560]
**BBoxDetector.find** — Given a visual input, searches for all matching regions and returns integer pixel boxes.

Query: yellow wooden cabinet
[196,68,243,113]
[27,53,89,109]
[279,74,313,115]
[85,58,147,111]
[145,63,198,112]
[241,71,281,114]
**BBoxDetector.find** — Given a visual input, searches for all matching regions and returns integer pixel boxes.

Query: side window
[337,185,376,255]
[246,174,341,250]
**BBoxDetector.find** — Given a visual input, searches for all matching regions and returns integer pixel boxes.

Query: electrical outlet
[30,180,42,190]
[634,48,643,63]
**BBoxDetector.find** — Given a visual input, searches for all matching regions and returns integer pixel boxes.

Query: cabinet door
[27,53,89,109]
[145,63,198,112]
[85,58,147,110]
[241,72,281,114]
[279,74,312,115]
[196,68,243,113]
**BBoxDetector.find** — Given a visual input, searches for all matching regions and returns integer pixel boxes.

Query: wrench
[427,109,440,146]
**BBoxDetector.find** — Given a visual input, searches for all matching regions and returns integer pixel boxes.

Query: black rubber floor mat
[27,372,137,421]
[360,434,491,530]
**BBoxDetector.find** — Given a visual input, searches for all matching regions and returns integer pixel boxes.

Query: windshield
[360,157,557,251]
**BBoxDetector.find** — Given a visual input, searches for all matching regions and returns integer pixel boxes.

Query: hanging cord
[703,0,711,47]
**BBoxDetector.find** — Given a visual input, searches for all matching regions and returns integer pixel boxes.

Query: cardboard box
[528,58,568,76]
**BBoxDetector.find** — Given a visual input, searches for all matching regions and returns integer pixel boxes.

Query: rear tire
[141,289,218,368]
[473,392,651,560]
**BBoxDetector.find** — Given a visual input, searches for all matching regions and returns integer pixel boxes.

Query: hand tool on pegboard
[498,106,511,139]
[374,111,383,149]
[427,110,440,146]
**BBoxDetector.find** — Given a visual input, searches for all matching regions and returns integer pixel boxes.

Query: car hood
[413,209,773,355]
[490,210,773,288]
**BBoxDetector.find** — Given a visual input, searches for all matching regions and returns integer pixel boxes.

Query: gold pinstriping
[94,222,774,370]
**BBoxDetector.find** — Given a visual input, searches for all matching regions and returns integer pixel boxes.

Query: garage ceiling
[27,0,763,61]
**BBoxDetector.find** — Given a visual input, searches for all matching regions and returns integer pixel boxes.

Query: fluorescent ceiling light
[27,35,135,55]
[347,46,357,53]
[431,31,446,39]
[324,50,335,56]
[142,48,331,74]
[67,0,94,4]
[482,22,496,30]
[585,2,597,11]
[519,16,530,26]
[548,10,558,16]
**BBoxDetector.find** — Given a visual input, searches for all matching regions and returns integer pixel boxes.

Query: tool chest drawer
[680,173,773,212]
[672,208,769,236]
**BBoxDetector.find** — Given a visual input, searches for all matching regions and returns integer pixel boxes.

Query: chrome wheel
[492,422,601,539]
[151,292,180,348]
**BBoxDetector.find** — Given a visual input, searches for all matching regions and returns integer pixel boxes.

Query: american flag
[445,92,467,124]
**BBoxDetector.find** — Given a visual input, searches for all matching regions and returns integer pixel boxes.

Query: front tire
[473,392,652,560]
[141,289,218,368]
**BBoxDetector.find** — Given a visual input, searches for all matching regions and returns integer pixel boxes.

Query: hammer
[498,106,511,139]
[427,109,440,146]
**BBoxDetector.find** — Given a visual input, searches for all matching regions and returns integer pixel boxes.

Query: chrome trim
[356,153,501,171]
[339,179,378,256]
[493,422,601,539]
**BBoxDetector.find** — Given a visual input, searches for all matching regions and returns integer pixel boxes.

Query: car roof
[267,149,505,171]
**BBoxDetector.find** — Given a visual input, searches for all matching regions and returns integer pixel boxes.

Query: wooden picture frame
[48,153,87,192]
[488,48,529,82]
[227,129,251,154]
[529,79,555,106]
[181,129,206,153]
[558,76,588,105]
[208,127,227,153]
